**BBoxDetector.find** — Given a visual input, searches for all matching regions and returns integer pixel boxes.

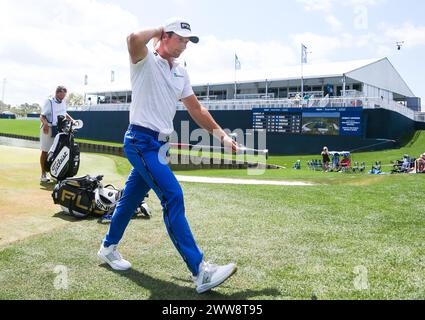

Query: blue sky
[0,0,424,108]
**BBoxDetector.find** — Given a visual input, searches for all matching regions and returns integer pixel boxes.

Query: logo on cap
[181,23,191,31]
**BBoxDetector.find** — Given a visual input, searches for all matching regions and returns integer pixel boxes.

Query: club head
[72,120,84,130]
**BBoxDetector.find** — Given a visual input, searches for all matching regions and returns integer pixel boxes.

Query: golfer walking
[98,18,238,293]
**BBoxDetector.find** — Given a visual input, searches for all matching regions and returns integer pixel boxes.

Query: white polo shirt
[129,50,194,135]
[41,98,67,126]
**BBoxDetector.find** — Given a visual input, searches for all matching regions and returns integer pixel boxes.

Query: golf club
[169,143,269,159]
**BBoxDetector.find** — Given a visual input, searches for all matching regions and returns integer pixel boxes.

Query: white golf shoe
[97,244,132,271]
[40,174,50,183]
[194,261,237,294]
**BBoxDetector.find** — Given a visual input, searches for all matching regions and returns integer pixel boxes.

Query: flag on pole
[84,75,88,86]
[301,44,308,64]
[111,70,115,82]
[235,54,241,70]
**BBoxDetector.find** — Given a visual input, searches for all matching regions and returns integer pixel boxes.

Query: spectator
[340,155,351,171]
[332,152,341,172]
[321,147,330,172]
[413,153,425,173]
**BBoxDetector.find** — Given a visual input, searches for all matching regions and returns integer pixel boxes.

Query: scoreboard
[253,109,302,134]
[252,107,363,136]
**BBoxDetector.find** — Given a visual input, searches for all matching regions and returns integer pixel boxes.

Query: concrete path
[175,175,314,186]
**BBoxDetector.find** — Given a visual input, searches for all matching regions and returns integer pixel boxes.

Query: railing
[175,96,368,111]
[415,113,425,122]
[69,103,131,112]
[288,91,325,99]
[67,97,423,122]
[344,90,363,98]
[235,93,275,99]
[197,95,219,101]
[365,97,416,120]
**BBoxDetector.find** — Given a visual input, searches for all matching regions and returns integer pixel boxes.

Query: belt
[128,124,169,142]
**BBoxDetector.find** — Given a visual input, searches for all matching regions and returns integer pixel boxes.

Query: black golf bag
[44,116,81,181]
[52,175,151,220]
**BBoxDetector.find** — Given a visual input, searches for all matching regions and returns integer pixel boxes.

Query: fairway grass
[0,143,424,300]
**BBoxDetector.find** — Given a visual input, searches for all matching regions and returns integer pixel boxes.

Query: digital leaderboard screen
[252,107,363,136]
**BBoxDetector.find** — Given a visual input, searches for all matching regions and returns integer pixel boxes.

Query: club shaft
[169,143,268,155]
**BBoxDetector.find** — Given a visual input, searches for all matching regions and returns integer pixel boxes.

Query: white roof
[191,57,415,97]
[345,58,414,97]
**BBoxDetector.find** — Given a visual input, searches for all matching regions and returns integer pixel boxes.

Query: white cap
[164,18,199,43]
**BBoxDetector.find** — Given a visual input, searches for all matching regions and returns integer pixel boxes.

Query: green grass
[0,118,41,137]
[0,139,424,299]
[103,131,425,186]
[0,119,122,147]
[267,130,425,169]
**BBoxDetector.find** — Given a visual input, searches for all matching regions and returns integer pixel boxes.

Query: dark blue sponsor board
[339,109,363,136]
[252,107,363,137]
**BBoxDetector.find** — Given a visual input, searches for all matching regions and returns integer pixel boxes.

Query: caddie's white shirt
[129,49,194,135]
[41,98,67,126]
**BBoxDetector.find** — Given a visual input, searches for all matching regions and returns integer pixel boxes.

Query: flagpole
[234,54,237,99]
[234,53,241,99]
[234,68,237,99]
[1,78,6,104]
[110,70,115,104]
[84,75,88,107]
[301,44,304,99]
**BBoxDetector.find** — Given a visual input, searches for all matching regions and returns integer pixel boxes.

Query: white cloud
[291,32,377,63]
[180,36,298,84]
[297,0,387,11]
[381,22,425,48]
[297,0,334,12]
[325,15,343,32]
[0,0,139,105]
[294,0,425,65]
[350,0,386,6]
[297,0,387,32]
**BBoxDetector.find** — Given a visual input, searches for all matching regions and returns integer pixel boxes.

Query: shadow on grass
[39,181,55,192]
[52,211,152,224]
[52,211,104,223]
[100,265,281,300]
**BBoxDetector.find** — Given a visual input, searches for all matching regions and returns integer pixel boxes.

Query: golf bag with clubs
[52,175,151,221]
[44,115,83,181]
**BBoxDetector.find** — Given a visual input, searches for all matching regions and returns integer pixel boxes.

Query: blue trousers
[103,126,204,276]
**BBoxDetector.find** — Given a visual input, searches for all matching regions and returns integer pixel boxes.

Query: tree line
[0,93,84,117]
